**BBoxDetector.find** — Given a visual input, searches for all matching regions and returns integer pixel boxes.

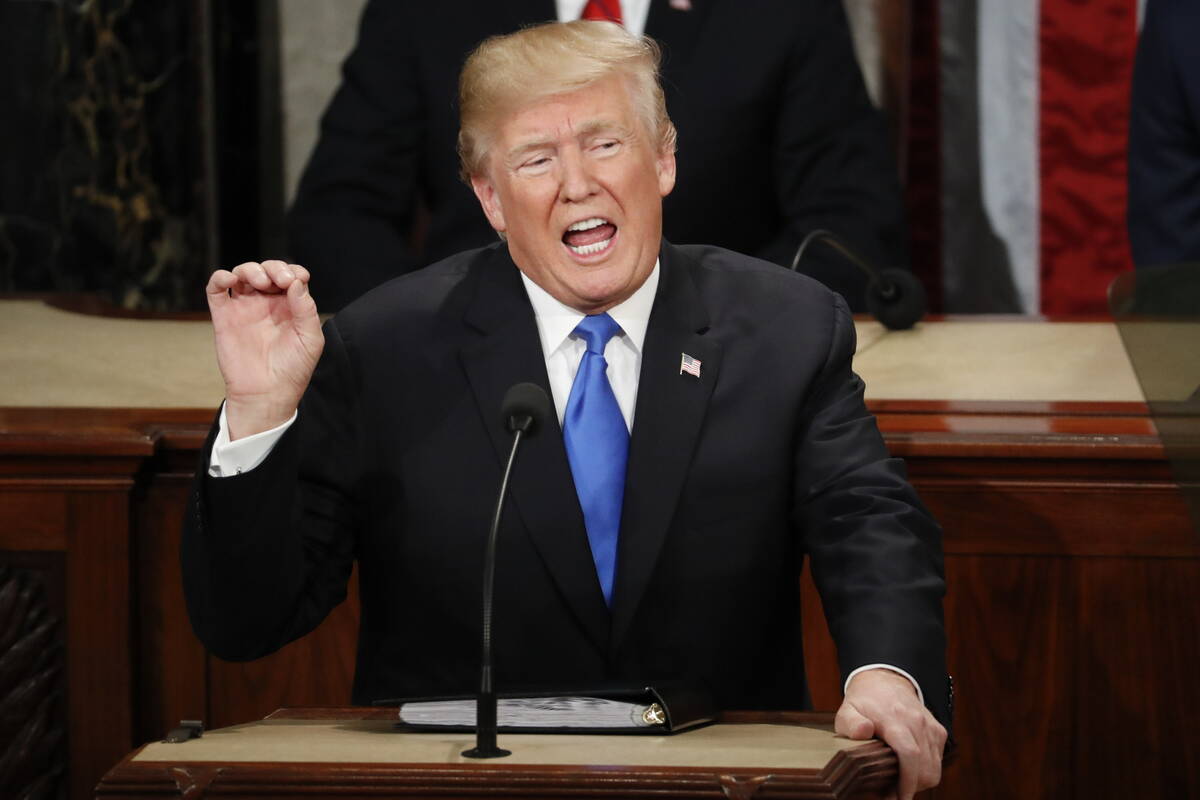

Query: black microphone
[462,382,551,759]
[790,228,927,330]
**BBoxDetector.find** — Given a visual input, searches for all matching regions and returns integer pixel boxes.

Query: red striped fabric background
[1038,0,1140,313]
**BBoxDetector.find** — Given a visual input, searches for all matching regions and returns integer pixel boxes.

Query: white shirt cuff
[844,664,925,706]
[207,403,297,477]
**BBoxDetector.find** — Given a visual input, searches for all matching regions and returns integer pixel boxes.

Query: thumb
[206,269,236,313]
[835,701,876,740]
[286,276,323,351]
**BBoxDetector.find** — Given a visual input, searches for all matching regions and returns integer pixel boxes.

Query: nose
[559,148,598,203]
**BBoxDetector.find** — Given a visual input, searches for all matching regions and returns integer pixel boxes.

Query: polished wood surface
[95,709,897,800]
[2,398,1194,798]
[0,300,1150,408]
[2,307,1198,798]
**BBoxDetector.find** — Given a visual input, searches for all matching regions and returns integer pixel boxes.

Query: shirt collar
[555,0,651,36]
[520,260,660,358]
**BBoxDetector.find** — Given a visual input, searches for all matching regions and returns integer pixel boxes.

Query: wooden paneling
[133,472,207,746]
[0,492,68,547]
[0,559,69,800]
[2,397,1199,798]
[0,444,147,800]
[926,479,1196,557]
[65,489,134,799]
[1073,558,1200,798]
[936,556,1076,798]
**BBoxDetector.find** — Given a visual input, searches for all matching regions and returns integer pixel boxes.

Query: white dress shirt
[520,262,658,430]
[556,0,652,36]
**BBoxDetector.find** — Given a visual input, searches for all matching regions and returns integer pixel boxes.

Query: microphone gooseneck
[462,382,551,759]
[790,228,927,331]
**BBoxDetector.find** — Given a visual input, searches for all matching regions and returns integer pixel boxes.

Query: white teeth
[567,217,608,232]
[568,238,612,256]
[564,217,614,256]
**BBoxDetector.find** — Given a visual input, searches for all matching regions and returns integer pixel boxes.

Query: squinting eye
[518,157,552,173]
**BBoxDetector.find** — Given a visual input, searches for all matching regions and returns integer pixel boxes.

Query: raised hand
[835,668,947,800]
[206,260,325,440]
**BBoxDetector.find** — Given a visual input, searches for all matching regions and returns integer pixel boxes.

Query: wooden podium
[5,298,1199,798]
[95,709,896,799]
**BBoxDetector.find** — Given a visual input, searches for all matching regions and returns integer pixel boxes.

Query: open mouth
[562,217,617,256]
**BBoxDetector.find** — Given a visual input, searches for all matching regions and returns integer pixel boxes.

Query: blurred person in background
[287,0,910,311]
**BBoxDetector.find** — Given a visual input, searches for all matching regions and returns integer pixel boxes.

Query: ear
[656,146,677,198]
[470,174,507,233]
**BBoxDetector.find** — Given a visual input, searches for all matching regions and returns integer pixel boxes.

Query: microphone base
[461,745,512,759]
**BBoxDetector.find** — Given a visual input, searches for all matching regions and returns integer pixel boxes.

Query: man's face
[470,74,676,313]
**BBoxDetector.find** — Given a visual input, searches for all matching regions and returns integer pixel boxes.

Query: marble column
[1,0,212,311]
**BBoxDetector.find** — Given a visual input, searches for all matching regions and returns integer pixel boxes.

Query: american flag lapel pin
[669,0,692,10]
[680,352,701,378]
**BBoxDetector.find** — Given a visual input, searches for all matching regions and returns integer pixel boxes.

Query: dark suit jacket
[286,0,908,310]
[1128,0,1200,268]
[182,241,949,725]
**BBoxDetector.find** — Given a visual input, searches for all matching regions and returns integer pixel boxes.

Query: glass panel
[1109,264,1200,537]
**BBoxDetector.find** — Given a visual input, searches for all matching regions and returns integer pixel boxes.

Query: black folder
[374,683,714,735]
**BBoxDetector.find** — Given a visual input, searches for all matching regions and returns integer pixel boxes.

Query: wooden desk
[1,300,1197,799]
[0,301,1149,408]
[95,709,894,800]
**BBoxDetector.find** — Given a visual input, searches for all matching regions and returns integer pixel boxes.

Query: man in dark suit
[287,0,908,311]
[186,21,946,799]
[1128,0,1200,268]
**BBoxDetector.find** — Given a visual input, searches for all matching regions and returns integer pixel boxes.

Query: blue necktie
[563,313,628,607]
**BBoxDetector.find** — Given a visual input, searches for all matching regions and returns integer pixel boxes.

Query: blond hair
[457,20,677,182]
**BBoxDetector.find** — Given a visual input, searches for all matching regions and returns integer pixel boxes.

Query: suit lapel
[645,0,712,75]
[460,247,611,657]
[610,242,722,650]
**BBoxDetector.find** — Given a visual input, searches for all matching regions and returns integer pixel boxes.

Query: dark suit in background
[182,241,949,726]
[1128,0,1200,268]
[287,0,909,310]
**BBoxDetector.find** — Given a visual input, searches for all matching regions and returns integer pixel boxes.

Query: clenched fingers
[206,262,313,306]
[876,711,939,799]
[231,260,287,294]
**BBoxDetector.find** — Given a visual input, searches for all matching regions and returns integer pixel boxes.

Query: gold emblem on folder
[642,703,666,726]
